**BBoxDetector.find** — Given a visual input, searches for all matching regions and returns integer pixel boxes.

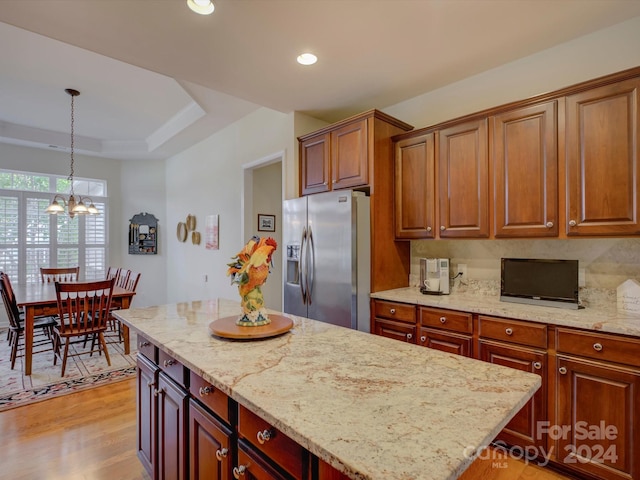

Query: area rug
[0,329,138,412]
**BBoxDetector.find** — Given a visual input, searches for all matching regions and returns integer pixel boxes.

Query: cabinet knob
[216,447,228,461]
[505,328,513,336]
[139,341,150,348]
[533,362,542,370]
[406,333,413,340]
[163,359,176,368]
[233,465,247,479]
[199,386,213,397]
[546,222,554,228]
[558,366,567,375]
[593,343,603,352]
[147,380,155,388]
[420,335,426,343]
[440,225,446,231]
[569,220,577,227]
[389,308,396,314]
[257,429,273,444]
[439,316,446,324]
[426,226,432,232]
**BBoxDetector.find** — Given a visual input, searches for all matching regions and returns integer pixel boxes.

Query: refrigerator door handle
[306,225,315,305]
[300,226,307,304]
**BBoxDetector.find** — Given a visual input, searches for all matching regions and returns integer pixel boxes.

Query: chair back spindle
[41,266,80,283]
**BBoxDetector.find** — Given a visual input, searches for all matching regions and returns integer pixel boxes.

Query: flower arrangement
[227,236,278,326]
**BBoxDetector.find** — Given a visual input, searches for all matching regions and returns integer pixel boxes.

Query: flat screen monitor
[500,258,579,309]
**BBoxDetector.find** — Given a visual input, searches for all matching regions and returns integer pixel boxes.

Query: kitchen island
[114,298,540,480]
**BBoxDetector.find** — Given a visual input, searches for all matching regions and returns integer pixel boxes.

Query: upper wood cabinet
[331,118,369,190]
[492,101,558,237]
[394,133,435,239]
[438,119,490,238]
[565,77,640,236]
[300,132,331,196]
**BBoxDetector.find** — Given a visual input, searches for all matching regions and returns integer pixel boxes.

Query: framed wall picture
[258,214,276,232]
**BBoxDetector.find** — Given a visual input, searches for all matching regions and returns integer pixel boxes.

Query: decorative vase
[237,285,270,326]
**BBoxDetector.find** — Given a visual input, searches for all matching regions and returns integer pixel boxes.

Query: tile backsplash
[410,238,640,307]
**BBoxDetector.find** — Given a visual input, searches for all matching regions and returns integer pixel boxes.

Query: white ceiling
[1,0,639,161]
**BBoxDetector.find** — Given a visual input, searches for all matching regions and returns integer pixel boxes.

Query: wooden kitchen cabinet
[418,306,473,357]
[492,101,558,237]
[438,119,489,238]
[300,133,331,196]
[565,77,640,236]
[372,299,416,343]
[554,328,640,480]
[189,399,234,480]
[394,132,436,239]
[330,118,369,191]
[137,354,159,478]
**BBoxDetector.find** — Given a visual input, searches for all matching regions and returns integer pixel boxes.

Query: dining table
[14,282,136,375]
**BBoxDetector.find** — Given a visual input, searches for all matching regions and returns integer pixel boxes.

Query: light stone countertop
[370,288,640,338]
[114,298,541,480]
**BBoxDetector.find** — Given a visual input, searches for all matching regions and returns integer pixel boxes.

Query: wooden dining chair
[106,266,121,280]
[106,271,141,346]
[53,278,115,376]
[40,266,80,283]
[1,272,57,370]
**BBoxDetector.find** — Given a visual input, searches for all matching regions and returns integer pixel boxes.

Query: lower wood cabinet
[418,307,473,357]
[137,353,158,476]
[372,299,416,343]
[189,399,233,480]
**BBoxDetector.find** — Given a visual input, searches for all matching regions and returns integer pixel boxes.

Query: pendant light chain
[69,91,75,195]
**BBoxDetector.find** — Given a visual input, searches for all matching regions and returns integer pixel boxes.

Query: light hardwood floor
[0,378,573,480]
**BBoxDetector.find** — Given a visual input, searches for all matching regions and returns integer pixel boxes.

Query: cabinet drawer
[189,371,230,424]
[556,328,640,366]
[238,405,306,479]
[478,316,547,348]
[420,307,472,334]
[373,300,415,323]
[136,333,157,363]
[158,349,186,388]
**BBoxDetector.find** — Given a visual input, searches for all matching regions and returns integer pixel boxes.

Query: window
[0,169,108,284]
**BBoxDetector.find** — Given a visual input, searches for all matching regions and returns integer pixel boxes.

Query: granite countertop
[371,287,640,338]
[114,298,540,480]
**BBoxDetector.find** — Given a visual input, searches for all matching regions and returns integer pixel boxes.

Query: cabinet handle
[139,341,150,348]
[546,222,554,228]
[215,448,228,461]
[569,220,577,227]
[153,387,164,397]
[199,386,213,397]
[558,366,567,375]
[426,226,432,233]
[233,465,246,479]
[420,335,426,343]
[257,429,273,444]
[440,225,446,231]
[163,359,176,368]
[147,380,155,388]
[390,308,396,315]
[505,328,513,336]
[593,343,603,352]
[406,333,413,340]
[439,316,446,324]
[533,362,542,370]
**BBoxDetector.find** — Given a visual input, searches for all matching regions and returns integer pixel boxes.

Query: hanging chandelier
[45,88,99,219]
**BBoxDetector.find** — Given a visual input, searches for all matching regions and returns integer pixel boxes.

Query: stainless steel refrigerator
[283,190,370,331]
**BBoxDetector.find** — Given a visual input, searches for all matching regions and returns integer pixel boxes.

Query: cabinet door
[300,133,331,196]
[395,133,436,239]
[137,354,158,478]
[555,356,640,480]
[419,327,472,357]
[189,399,233,480]
[374,318,416,344]
[565,78,640,235]
[479,341,546,450]
[331,119,368,190]
[157,372,188,480]
[438,119,489,238]
[235,440,292,480]
[492,101,558,237]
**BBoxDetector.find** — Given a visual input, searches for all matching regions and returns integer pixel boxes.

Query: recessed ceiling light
[187,0,215,15]
[297,53,318,66]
